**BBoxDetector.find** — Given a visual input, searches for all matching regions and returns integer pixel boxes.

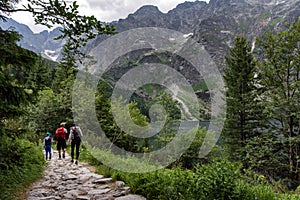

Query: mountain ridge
[0,0,299,65]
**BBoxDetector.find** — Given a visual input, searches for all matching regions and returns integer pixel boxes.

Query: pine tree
[222,35,262,163]
[0,29,39,125]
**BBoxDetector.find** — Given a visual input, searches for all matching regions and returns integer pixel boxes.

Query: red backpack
[56,127,66,139]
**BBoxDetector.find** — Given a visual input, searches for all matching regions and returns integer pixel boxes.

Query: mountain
[0,18,63,60]
[1,0,299,64]
[88,0,300,68]
[88,0,300,119]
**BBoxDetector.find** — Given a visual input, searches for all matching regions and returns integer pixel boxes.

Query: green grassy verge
[78,145,300,200]
[0,135,45,200]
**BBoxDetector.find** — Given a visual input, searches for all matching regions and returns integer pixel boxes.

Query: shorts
[57,138,66,151]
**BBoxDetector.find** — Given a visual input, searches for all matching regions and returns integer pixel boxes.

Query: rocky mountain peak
[170,1,207,12]
[134,5,162,15]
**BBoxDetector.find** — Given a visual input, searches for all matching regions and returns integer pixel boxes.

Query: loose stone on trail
[26,150,146,200]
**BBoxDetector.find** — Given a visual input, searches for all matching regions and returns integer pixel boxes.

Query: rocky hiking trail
[26,150,146,200]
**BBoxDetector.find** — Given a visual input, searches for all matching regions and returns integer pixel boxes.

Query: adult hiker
[43,132,53,160]
[55,122,67,159]
[68,123,83,165]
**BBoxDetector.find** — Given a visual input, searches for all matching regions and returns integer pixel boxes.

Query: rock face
[0,18,63,60]
[26,150,146,200]
[1,0,300,64]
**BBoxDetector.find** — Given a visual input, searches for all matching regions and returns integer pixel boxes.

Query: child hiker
[43,132,53,160]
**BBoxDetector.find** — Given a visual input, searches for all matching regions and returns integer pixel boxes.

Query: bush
[234,180,276,200]
[79,144,300,200]
[0,134,45,200]
[192,160,241,199]
[109,160,241,200]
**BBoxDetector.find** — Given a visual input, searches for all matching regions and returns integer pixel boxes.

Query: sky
[10,0,209,33]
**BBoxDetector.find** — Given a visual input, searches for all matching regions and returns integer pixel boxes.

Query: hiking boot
[75,160,78,165]
[71,159,74,163]
[62,152,65,159]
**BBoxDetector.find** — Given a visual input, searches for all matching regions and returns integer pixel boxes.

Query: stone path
[26,150,146,200]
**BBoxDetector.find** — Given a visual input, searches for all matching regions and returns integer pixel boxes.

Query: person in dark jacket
[43,132,53,160]
[68,123,83,165]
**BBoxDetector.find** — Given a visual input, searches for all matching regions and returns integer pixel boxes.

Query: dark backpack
[72,128,81,142]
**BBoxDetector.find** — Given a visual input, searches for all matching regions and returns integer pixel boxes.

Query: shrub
[0,134,44,200]
[191,160,241,199]
[109,160,241,200]
[79,144,300,200]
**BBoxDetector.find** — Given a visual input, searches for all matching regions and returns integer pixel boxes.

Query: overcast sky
[10,0,209,33]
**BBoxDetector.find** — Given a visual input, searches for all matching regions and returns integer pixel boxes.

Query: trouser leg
[45,148,48,160]
[57,140,62,159]
[71,142,75,160]
[62,140,66,158]
[45,146,51,159]
[75,141,81,160]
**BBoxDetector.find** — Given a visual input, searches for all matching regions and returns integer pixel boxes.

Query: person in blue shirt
[43,132,53,160]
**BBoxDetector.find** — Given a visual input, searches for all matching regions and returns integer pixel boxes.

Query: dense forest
[1,0,300,199]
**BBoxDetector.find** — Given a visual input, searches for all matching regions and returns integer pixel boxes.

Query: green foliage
[234,179,277,200]
[222,35,265,164]
[112,98,148,151]
[0,134,44,200]
[159,92,181,121]
[0,134,44,170]
[0,28,41,125]
[172,127,221,169]
[79,147,300,199]
[51,41,77,93]
[95,82,150,152]
[244,134,287,179]
[255,19,300,183]
[0,27,54,133]
[80,149,244,200]
[83,143,161,173]
[26,88,72,133]
[192,160,241,199]
[4,118,42,145]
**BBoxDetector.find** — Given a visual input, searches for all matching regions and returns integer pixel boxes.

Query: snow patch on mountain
[43,49,60,61]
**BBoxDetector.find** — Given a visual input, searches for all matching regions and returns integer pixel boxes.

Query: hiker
[55,122,67,159]
[43,132,53,160]
[68,123,83,165]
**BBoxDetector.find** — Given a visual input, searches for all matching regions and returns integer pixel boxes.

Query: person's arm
[78,127,83,139]
[54,129,58,141]
[68,128,73,142]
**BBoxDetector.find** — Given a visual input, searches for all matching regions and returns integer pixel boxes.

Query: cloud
[9,0,208,33]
